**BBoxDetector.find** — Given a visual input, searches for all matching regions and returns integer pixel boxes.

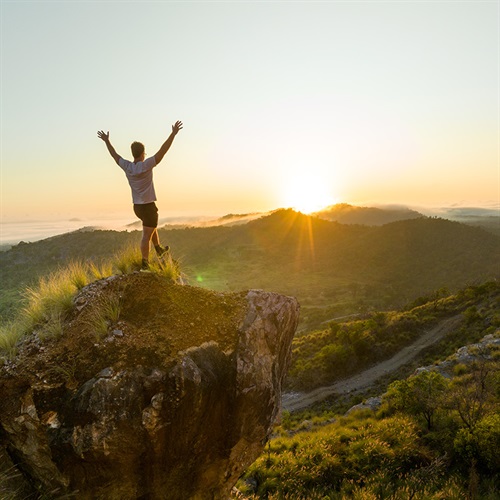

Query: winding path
[282,314,463,412]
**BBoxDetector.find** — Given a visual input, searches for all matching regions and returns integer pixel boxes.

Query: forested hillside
[288,281,500,391]
[1,210,498,322]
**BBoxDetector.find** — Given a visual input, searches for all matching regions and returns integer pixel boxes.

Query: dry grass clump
[22,270,79,329]
[0,321,26,361]
[88,260,114,281]
[86,293,122,340]
[149,254,183,282]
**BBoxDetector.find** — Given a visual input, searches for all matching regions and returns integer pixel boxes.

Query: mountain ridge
[1,210,498,322]
[313,203,423,225]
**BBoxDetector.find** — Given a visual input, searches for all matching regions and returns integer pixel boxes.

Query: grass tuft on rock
[0,244,183,360]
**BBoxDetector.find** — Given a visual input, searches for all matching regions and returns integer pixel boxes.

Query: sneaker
[140,259,150,271]
[156,245,169,258]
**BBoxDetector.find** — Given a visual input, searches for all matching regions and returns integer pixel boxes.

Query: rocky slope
[0,273,299,499]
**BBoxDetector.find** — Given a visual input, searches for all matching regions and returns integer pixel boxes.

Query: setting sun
[281,174,335,214]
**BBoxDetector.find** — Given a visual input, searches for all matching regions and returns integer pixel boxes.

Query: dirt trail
[282,314,463,412]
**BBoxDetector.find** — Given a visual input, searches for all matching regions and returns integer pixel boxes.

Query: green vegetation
[0,212,499,496]
[238,343,500,499]
[1,211,498,326]
[287,282,500,390]
[85,293,122,340]
[0,321,25,360]
[22,268,80,328]
[113,244,143,275]
[0,246,181,362]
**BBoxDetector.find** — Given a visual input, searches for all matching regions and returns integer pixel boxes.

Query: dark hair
[131,141,145,159]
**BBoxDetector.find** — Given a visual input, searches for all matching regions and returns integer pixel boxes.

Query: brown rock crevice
[0,274,299,499]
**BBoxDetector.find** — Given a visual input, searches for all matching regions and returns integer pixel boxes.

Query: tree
[386,370,449,430]
[454,413,500,472]
[446,357,497,431]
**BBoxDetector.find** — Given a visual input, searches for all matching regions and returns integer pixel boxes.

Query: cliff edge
[0,273,300,499]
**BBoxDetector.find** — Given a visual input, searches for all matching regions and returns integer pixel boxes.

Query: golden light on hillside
[281,174,335,214]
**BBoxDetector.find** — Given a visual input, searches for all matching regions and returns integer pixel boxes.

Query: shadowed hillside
[1,210,499,322]
[162,210,499,312]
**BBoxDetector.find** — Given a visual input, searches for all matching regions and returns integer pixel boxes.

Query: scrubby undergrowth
[237,338,500,499]
[288,282,500,391]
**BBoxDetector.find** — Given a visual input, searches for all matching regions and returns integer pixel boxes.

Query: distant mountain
[125,212,268,231]
[187,212,266,228]
[431,207,500,236]
[170,209,498,295]
[1,209,499,322]
[313,203,423,225]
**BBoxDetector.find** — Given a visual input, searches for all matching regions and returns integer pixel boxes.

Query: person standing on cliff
[97,120,183,270]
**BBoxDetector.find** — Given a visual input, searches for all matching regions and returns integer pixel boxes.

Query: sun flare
[282,175,335,214]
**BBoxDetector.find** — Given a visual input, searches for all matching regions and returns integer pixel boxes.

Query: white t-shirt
[118,156,157,205]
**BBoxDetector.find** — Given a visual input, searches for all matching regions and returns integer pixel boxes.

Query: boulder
[346,396,382,415]
[0,273,299,499]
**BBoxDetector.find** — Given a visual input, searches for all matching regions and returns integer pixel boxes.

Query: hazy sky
[1,0,498,221]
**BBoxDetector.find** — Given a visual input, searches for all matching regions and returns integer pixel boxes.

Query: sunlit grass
[66,260,90,290]
[22,271,78,328]
[0,243,184,358]
[114,244,142,274]
[0,321,26,361]
[88,260,113,281]
[149,254,183,282]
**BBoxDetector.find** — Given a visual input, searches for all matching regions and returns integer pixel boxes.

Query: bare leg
[151,228,160,247]
[140,226,156,261]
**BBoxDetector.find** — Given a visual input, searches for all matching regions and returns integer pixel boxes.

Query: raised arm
[154,120,183,165]
[97,130,121,165]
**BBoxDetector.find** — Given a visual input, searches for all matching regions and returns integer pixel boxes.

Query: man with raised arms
[98,120,183,270]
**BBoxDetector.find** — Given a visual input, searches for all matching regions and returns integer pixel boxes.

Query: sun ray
[281,174,336,214]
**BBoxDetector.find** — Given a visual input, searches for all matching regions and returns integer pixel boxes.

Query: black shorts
[133,202,159,228]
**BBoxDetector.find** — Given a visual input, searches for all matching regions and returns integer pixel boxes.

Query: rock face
[0,273,299,499]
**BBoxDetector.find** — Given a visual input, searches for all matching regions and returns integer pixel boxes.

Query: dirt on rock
[8,272,248,389]
[0,272,300,500]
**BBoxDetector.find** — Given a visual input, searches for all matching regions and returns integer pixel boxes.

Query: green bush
[454,413,500,472]
[385,371,450,430]
[239,415,436,498]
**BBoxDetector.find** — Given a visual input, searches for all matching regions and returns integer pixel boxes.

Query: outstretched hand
[172,121,183,135]
[97,130,110,142]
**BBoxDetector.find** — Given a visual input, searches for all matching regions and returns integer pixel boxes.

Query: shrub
[454,413,500,472]
[384,370,450,430]
[463,305,481,325]
[86,293,122,340]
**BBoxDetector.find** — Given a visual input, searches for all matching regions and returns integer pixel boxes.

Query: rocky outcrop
[345,396,382,415]
[413,332,500,377]
[0,273,299,499]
